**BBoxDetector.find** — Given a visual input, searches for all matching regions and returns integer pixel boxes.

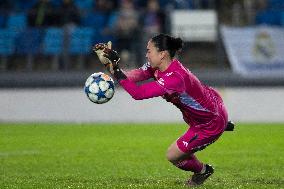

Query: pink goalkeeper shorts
[177,105,228,153]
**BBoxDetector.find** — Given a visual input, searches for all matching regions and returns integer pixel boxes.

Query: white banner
[171,10,217,42]
[221,25,284,77]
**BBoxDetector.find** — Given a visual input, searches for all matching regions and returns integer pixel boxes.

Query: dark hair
[151,33,183,58]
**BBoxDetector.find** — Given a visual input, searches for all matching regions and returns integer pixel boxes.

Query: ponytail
[151,33,183,58]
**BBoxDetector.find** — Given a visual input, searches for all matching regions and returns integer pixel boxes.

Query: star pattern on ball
[96,88,106,100]
[107,80,115,90]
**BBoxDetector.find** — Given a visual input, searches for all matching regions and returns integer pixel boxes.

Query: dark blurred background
[0,0,283,87]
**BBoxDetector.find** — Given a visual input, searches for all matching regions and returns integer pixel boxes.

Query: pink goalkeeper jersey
[119,59,226,128]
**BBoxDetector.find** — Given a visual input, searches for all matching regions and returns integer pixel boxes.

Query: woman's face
[146,40,163,69]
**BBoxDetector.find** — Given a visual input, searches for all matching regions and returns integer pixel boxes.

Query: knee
[166,150,173,163]
[166,147,179,164]
[166,141,192,165]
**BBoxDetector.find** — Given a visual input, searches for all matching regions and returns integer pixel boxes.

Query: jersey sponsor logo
[141,62,151,71]
[157,78,164,86]
[179,93,209,112]
[165,72,173,77]
[182,141,188,147]
[181,134,198,149]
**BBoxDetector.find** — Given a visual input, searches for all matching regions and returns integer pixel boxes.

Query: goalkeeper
[93,33,234,186]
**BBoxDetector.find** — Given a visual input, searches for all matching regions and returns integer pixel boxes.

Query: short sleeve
[156,72,185,93]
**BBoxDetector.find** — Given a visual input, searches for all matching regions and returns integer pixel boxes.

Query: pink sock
[175,154,203,173]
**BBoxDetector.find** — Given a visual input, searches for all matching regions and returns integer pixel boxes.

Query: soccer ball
[84,72,115,104]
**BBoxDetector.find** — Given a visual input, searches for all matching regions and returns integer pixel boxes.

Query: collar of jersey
[158,59,179,74]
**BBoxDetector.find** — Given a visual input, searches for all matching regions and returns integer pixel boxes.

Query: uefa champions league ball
[84,72,115,104]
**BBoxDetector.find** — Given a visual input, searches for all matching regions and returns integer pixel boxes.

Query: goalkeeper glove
[93,41,112,66]
[103,48,127,81]
[93,41,126,81]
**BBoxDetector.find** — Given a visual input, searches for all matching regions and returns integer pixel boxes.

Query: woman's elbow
[130,92,144,100]
[131,95,144,100]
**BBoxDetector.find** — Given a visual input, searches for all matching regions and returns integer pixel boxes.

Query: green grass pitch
[1,123,283,189]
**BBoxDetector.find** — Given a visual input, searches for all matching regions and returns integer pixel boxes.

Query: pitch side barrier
[1,87,284,123]
[0,70,284,88]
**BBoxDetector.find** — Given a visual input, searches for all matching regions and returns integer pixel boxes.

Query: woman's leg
[166,126,222,172]
[166,125,224,185]
[166,141,203,173]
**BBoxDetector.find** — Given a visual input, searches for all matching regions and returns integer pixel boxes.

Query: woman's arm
[124,69,151,82]
[119,79,166,100]
[119,71,185,100]
[124,62,154,82]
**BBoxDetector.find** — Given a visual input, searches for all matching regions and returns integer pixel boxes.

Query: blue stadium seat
[7,12,27,30]
[43,27,64,55]
[90,12,117,45]
[69,27,94,55]
[281,11,284,26]
[175,0,194,9]
[14,0,37,12]
[0,14,6,28]
[159,0,172,8]
[268,0,284,9]
[50,0,63,7]
[0,29,19,56]
[74,0,94,11]
[255,10,282,25]
[81,12,107,27]
[92,27,116,47]
[15,28,42,55]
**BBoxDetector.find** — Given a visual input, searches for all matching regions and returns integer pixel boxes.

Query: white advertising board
[1,88,284,123]
[171,10,217,42]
